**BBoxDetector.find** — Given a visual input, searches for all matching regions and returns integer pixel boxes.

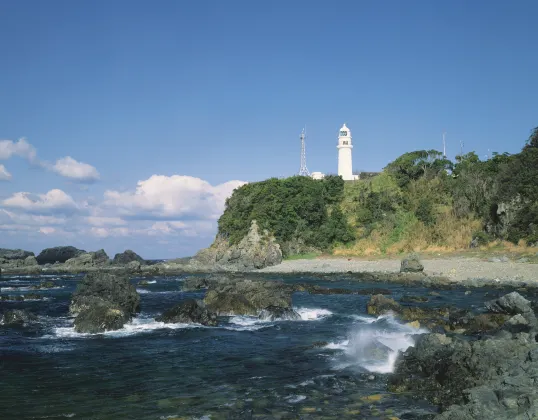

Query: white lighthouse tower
[337,123,357,180]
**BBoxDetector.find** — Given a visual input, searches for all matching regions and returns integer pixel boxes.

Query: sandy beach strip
[258,257,538,283]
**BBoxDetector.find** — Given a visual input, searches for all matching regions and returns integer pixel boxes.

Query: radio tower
[298,127,310,176]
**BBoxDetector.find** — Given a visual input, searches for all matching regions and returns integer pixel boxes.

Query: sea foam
[328,314,425,374]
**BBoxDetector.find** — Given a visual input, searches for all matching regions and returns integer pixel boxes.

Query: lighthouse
[337,123,357,180]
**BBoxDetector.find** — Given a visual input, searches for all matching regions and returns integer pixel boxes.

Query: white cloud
[86,216,127,227]
[0,164,11,180]
[103,175,246,220]
[39,227,56,235]
[0,138,37,162]
[52,156,100,182]
[0,138,99,183]
[2,189,78,214]
[0,174,246,257]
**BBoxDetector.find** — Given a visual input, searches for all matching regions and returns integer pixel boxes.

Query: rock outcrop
[388,292,538,419]
[69,272,140,333]
[156,299,218,326]
[203,278,294,316]
[112,250,145,265]
[192,220,282,270]
[36,246,85,265]
[0,248,34,260]
[64,250,110,268]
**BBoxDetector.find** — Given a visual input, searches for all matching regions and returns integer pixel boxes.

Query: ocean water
[0,273,520,419]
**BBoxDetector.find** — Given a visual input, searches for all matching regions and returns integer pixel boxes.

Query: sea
[0,273,512,419]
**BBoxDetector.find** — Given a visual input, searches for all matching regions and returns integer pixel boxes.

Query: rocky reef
[388,291,538,419]
[69,272,141,333]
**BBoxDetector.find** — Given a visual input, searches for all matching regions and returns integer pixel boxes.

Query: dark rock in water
[74,302,129,334]
[204,279,293,316]
[367,295,401,315]
[0,309,37,326]
[356,288,392,295]
[182,276,212,291]
[113,250,145,265]
[292,283,356,295]
[70,272,140,333]
[259,306,301,321]
[31,281,56,290]
[36,246,85,265]
[389,292,538,418]
[0,248,35,260]
[400,255,424,273]
[156,299,217,326]
[400,294,429,303]
[485,291,533,316]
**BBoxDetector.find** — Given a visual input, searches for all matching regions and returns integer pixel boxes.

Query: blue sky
[1,0,537,258]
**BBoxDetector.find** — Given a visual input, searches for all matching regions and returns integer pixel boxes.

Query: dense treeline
[217,175,355,254]
[218,127,538,256]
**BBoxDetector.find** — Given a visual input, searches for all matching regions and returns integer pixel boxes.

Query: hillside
[217,126,538,257]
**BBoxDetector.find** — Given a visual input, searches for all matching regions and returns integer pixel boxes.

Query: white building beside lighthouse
[337,123,358,180]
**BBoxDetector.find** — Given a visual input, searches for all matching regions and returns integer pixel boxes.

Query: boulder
[36,246,85,265]
[74,302,129,334]
[0,248,35,260]
[203,279,293,316]
[485,291,533,316]
[192,220,282,270]
[113,250,145,265]
[70,272,140,333]
[156,299,218,326]
[400,255,424,273]
[0,309,37,326]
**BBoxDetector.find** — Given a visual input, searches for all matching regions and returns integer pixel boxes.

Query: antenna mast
[298,127,310,176]
[442,131,447,158]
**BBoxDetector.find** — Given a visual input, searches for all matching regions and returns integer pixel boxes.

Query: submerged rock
[70,272,140,333]
[156,299,217,326]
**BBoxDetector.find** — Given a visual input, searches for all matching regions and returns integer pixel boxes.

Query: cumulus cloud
[2,189,79,215]
[0,164,12,180]
[0,174,246,256]
[103,175,246,220]
[0,138,99,183]
[0,138,37,162]
[51,156,100,182]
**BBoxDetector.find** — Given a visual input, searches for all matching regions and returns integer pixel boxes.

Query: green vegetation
[218,126,538,256]
[218,175,355,256]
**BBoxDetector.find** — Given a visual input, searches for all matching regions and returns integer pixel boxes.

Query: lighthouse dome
[339,123,351,137]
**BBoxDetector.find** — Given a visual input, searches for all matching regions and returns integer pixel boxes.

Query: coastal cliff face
[191,220,282,270]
